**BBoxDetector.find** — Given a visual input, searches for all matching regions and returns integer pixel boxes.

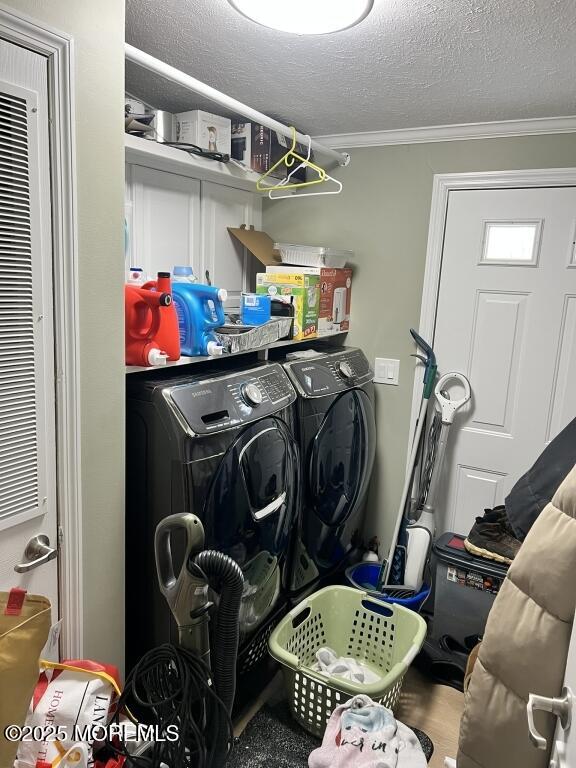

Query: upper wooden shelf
[125,134,262,192]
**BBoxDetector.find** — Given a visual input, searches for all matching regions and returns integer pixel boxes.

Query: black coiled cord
[106,643,233,768]
[162,141,230,163]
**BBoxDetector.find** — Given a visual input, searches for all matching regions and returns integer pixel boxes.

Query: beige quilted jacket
[457,462,576,768]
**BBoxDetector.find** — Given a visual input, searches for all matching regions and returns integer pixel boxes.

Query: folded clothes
[309,694,426,768]
[313,647,381,684]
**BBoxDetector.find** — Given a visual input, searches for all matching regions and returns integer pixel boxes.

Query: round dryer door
[309,389,376,527]
[202,416,299,634]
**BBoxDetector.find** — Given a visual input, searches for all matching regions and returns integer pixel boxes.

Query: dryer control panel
[285,348,373,398]
[166,364,296,435]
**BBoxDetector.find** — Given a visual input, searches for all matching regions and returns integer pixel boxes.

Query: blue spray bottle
[172,266,228,357]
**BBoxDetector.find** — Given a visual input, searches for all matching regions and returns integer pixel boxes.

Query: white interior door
[0,40,58,613]
[431,185,576,535]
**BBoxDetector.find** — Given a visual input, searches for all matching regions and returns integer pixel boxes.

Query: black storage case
[427,532,508,650]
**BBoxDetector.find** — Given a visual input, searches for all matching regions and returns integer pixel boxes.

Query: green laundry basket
[268,585,427,737]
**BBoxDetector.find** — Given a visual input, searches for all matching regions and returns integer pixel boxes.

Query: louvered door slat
[0,177,29,190]
[0,415,36,433]
[0,459,37,481]
[0,471,36,492]
[0,167,28,182]
[0,452,37,473]
[0,85,39,523]
[0,441,36,458]
[0,489,37,514]
[0,238,32,248]
[0,494,37,514]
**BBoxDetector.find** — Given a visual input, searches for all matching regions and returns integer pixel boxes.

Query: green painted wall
[263,134,576,555]
[2,1,125,668]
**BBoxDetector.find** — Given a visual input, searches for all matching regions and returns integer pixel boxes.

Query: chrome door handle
[527,687,572,750]
[14,534,58,573]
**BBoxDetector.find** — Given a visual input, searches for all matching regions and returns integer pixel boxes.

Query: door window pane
[481,221,541,265]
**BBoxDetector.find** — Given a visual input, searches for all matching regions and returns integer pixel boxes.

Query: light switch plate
[374,357,400,385]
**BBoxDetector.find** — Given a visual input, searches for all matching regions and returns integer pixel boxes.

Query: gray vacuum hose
[191,550,244,714]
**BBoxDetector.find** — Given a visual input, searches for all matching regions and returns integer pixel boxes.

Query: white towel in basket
[313,647,381,684]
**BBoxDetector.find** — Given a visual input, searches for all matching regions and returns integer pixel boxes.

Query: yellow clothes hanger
[268,133,343,199]
[256,127,330,192]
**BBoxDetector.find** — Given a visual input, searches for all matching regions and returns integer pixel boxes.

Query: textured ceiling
[125,0,576,136]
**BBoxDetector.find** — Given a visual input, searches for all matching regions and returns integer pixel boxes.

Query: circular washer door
[202,416,299,633]
[309,389,376,527]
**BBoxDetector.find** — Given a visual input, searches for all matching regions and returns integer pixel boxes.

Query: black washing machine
[125,362,299,681]
[281,347,376,597]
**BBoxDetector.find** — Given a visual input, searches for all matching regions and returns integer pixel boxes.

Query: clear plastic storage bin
[274,243,353,268]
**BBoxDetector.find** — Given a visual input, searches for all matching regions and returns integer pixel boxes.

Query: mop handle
[423,372,471,515]
[435,372,471,425]
[381,330,438,585]
[410,328,437,399]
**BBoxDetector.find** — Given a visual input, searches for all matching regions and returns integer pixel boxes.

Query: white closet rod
[125,43,350,168]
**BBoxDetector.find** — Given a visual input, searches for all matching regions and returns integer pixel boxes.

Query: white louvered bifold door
[0,39,58,612]
[0,84,43,525]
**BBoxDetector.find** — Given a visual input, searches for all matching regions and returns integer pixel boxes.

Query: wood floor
[396,668,464,767]
[234,667,464,767]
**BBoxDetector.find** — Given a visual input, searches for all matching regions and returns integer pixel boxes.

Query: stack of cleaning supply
[172,266,228,357]
[125,271,180,366]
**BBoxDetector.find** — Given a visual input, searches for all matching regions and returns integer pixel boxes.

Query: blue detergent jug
[172,267,228,357]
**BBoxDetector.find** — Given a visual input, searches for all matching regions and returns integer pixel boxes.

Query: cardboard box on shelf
[256,272,320,341]
[174,110,231,155]
[268,266,352,334]
[227,226,282,269]
[231,121,309,182]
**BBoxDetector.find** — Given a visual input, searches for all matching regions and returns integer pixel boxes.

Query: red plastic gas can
[125,272,181,366]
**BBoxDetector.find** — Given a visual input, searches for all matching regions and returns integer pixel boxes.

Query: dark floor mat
[227,700,434,767]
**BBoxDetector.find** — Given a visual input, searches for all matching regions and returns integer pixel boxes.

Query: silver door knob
[14,534,58,573]
[527,687,572,750]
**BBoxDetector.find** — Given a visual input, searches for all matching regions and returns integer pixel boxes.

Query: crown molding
[313,115,576,149]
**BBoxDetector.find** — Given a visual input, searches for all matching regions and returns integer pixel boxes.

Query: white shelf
[125,134,262,192]
[125,330,348,374]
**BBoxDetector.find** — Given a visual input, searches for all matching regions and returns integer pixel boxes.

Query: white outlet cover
[374,357,400,385]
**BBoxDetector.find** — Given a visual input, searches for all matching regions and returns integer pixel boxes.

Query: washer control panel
[285,348,373,397]
[167,364,296,434]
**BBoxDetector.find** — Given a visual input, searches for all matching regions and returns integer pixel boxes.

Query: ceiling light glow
[229,0,374,35]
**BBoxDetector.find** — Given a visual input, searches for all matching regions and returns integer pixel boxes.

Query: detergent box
[256,272,320,341]
[266,266,352,335]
